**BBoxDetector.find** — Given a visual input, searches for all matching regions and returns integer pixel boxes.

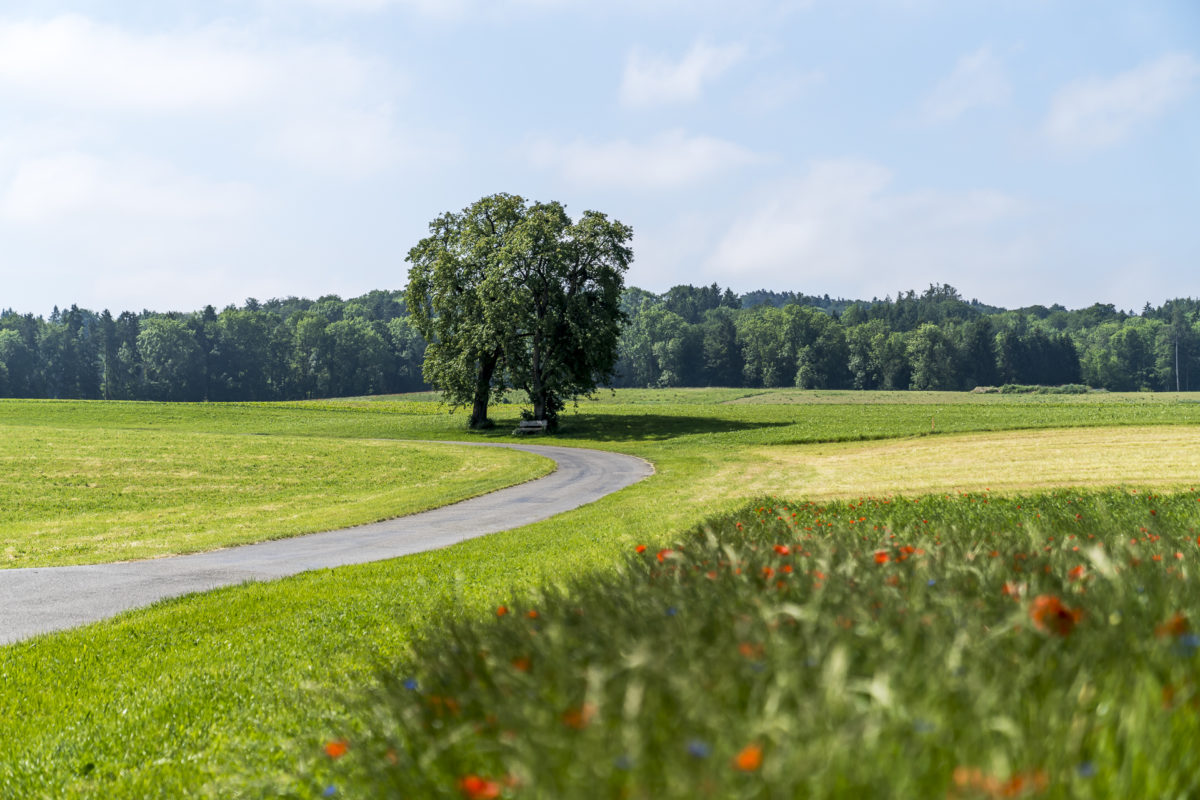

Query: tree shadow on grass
[540,413,791,442]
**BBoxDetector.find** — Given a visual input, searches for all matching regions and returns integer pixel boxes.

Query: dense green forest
[2,283,1198,401]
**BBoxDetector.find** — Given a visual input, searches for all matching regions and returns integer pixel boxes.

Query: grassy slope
[3,391,1200,796]
[0,422,551,567]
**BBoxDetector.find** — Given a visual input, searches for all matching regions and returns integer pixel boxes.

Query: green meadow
[2,391,1200,797]
[0,421,550,568]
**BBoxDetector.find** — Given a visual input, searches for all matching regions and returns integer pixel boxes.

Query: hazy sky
[1,0,1197,315]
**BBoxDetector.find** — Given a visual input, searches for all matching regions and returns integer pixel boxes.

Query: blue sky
[0,0,1196,315]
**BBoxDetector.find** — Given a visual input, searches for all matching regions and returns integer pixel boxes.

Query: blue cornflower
[1174,633,1200,657]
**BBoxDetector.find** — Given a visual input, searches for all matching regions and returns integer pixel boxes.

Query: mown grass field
[2,390,1200,797]
[0,419,551,567]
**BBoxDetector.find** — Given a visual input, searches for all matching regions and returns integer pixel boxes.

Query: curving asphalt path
[0,442,653,645]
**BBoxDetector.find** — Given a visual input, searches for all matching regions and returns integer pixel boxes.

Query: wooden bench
[513,419,548,436]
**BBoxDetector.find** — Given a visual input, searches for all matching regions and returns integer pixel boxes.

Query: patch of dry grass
[724,389,1200,405]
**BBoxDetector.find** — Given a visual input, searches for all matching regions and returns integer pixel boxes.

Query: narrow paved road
[0,442,653,645]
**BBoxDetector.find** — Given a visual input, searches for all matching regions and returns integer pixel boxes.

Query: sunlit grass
[718,388,1200,406]
[4,391,1200,796]
[691,426,1200,504]
[0,423,550,567]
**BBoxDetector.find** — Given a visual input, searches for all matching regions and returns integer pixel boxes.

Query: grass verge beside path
[0,448,707,798]
[0,426,551,568]
[4,391,1200,796]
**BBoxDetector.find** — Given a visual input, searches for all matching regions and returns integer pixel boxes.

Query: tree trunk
[532,334,545,421]
[469,347,500,428]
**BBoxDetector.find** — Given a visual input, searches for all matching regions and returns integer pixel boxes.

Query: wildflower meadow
[311,489,1200,799]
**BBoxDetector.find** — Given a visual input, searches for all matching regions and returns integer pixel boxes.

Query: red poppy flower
[457,774,501,799]
[1029,594,1082,636]
[952,766,1047,798]
[733,743,763,771]
[562,703,596,730]
[738,641,764,659]
[1156,612,1189,638]
[323,739,348,759]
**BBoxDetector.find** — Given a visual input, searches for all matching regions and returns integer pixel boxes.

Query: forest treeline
[2,283,1198,401]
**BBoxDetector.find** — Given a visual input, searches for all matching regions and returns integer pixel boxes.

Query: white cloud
[709,160,891,280]
[527,129,761,189]
[1,152,257,225]
[1044,52,1200,151]
[0,15,383,114]
[704,159,1033,300]
[271,107,410,177]
[280,0,794,18]
[0,151,267,313]
[275,0,566,17]
[0,15,411,179]
[740,69,825,111]
[295,0,468,18]
[921,46,1010,123]
[0,124,93,174]
[0,16,277,112]
[620,40,746,108]
[294,0,397,10]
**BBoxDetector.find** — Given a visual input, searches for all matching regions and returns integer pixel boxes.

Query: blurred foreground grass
[312,489,1200,799]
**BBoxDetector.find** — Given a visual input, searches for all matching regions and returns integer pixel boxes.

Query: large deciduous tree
[405,194,631,428]
[406,194,524,428]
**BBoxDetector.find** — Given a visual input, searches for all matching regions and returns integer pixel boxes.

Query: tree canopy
[2,281,1198,405]
[405,194,631,428]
